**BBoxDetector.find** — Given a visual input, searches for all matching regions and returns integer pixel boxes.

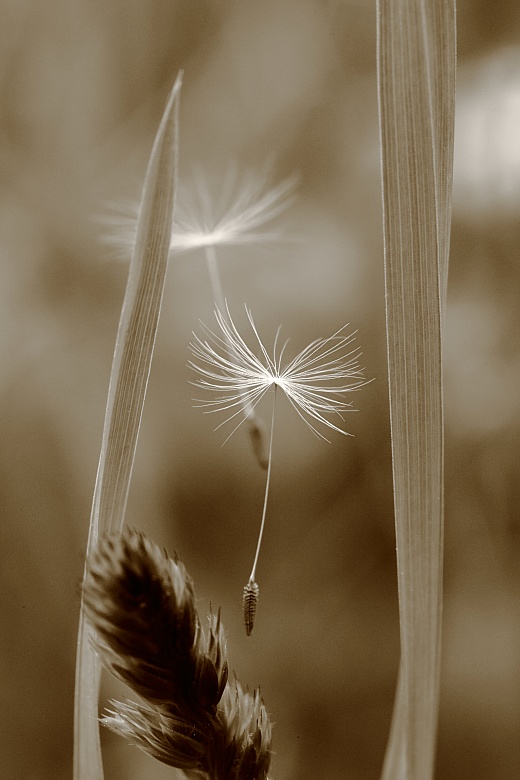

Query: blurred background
[1,1,519,778]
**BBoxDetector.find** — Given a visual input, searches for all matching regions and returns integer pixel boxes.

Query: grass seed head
[82,528,272,779]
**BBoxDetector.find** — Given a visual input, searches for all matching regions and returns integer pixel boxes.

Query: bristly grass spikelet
[189,305,372,633]
[83,527,272,780]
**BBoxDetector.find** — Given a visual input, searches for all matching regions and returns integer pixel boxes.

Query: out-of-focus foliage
[0,1,519,779]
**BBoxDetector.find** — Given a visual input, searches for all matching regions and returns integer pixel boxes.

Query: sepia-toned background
[1,1,519,778]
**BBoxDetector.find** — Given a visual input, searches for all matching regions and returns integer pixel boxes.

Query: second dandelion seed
[189,305,372,634]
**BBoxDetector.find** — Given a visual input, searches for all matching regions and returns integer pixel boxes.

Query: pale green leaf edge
[73,73,182,780]
[376,1,456,778]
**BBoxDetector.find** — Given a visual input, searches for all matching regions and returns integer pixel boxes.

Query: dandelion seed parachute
[243,580,259,636]
[189,304,371,442]
[190,306,372,635]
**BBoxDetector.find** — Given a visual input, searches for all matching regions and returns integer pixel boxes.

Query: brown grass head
[82,527,272,779]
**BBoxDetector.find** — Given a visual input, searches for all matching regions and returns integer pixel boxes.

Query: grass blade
[73,73,182,780]
[376,2,455,778]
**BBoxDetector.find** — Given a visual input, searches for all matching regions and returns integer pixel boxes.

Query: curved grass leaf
[73,73,182,780]
[376,2,455,778]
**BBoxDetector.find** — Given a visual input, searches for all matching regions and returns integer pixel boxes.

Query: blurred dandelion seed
[99,167,297,258]
[170,166,298,252]
[189,305,372,633]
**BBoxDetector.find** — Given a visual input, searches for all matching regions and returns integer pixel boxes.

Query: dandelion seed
[189,305,372,633]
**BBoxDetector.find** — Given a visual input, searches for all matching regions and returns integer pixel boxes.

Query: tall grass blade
[376,2,455,778]
[73,73,182,780]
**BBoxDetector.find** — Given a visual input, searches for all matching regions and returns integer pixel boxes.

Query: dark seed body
[243,580,259,636]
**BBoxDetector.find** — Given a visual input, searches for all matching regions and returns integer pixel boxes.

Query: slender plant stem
[204,244,247,417]
[249,386,277,583]
[204,244,227,314]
